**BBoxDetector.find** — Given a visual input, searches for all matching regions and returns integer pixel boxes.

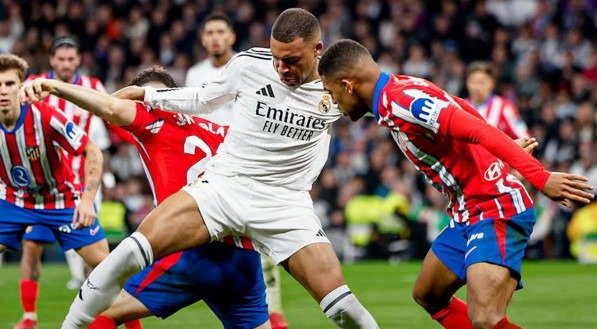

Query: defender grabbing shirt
[143,48,342,191]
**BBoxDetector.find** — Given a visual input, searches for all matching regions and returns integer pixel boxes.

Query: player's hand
[541,172,595,208]
[112,85,145,101]
[514,137,539,154]
[72,198,96,229]
[18,78,55,104]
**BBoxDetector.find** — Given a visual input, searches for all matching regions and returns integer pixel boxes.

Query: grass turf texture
[0,261,595,328]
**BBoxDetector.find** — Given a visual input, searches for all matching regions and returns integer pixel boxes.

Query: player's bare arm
[73,140,103,228]
[19,78,136,126]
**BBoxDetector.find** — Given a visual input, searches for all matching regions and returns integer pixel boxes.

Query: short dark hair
[318,39,371,79]
[50,36,80,55]
[271,8,319,43]
[0,54,29,81]
[466,61,494,78]
[128,65,176,88]
[200,12,233,33]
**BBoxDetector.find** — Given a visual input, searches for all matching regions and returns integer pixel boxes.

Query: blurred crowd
[1,0,595,262]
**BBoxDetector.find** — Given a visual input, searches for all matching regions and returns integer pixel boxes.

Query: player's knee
[0,244,5,253]
[468,307,502,329]
[411,287,449,315]
[78,239,110,268]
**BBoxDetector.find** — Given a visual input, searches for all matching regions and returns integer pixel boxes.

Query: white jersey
[185,58,234,125]
[144,48,341,191]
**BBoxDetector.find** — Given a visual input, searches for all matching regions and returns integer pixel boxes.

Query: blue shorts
[0,199,106,251]
[23,225,57,244]
[431,208,535,289]
[124,242,268,329]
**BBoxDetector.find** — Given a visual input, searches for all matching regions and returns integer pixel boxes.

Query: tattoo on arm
[83,144,103,197]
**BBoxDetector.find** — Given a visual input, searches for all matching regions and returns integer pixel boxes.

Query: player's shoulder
[230,48,272,64]
[78,74,104,88]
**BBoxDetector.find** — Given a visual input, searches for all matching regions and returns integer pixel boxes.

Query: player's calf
[62,232,153,329]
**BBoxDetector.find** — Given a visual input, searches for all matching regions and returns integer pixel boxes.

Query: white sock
[61,232,153,329]
[23,312,37,320]
[65,249,85,283]
[261,254,283,313]
[320,285,379,329]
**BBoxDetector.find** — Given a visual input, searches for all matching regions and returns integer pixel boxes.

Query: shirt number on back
[183,136,213,184]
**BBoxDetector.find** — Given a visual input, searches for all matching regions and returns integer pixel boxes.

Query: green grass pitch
[1,261,596,328]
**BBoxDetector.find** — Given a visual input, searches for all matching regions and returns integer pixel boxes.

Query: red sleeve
[120,101,157,140]
[443,106,550,191]
[108,124,136,144]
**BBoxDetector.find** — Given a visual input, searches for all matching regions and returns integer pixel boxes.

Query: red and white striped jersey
[124,102,255,250]
[373,73,550,224]
[0,102,88,209]
[27,72,109,184]
[468,94,530,140]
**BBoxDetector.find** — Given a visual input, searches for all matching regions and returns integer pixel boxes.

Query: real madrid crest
[318,94,332,114]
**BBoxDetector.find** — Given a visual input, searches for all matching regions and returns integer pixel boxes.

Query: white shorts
[182,171,330,264]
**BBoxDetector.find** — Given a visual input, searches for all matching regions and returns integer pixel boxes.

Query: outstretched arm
[444,108,594,206]
[141,85,236,115]
[20,78,136,126]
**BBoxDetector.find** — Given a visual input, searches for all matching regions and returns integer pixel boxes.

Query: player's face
[321,76,367,122]
[466,71,494,102]
[0,69,22,117]
[201,20,235,58]
[50,47,81,82]
[271,37,322,87]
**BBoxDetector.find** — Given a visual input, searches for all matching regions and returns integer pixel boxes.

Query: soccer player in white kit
[186,13,288,327]
[49,8,379,329]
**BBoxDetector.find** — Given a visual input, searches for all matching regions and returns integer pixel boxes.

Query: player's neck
[0,104,21,130]
[471,94,491,106]
[60,75,76,84]
[361,67,382,111]
[53,72,77,84]
[211,51,233,68]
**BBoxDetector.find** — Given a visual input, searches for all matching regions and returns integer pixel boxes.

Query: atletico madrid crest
[26,146,41,160]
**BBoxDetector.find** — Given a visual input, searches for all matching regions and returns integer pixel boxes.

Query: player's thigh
[464,212,534,321]
[413,249,465,312]
[286,242,346,302]
[0,200,36,251]
[466,262,516,322]
[75,239,109,268]
[102,290,153,324]
[136,190,211,259]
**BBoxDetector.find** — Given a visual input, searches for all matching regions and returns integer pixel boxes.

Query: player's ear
[314,41,323,57]
[229,30,237,46]
[341,79,354,95]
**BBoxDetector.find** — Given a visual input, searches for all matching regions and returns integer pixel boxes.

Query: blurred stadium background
[0,0,596,328]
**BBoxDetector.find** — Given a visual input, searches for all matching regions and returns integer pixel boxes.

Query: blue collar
[49,71,80,84]
[0,103,28,133]
[372,72,391,121]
